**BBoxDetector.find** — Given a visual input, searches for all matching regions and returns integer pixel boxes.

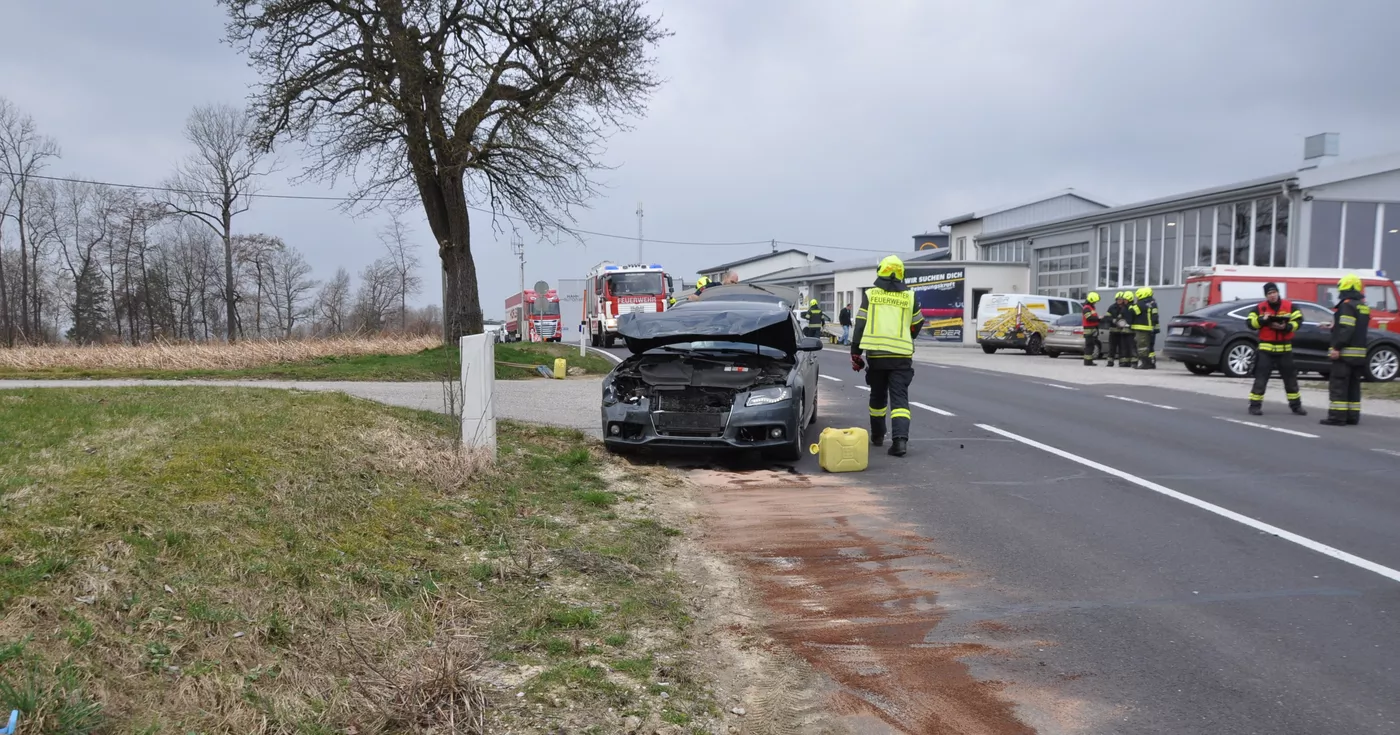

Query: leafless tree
[264,245,318,338]
[314,266,351,336]
[232,232,285,337]
[220,0,669,340]
[352,257,398,333]
[56,180,120,343]
[0,96,61,345]
[378,213,423,331]
[161,103,275,342]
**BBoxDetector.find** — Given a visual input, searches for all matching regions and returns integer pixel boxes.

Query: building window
[1035,242,1091,298]
[1310,200,1343,267]
[1272,195,1290,267]
[956,236,966,260]
[1382,204,1400,277]
[1343,202,1378,269]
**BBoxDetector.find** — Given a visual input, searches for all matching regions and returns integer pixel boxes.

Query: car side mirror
[798,337,823,352]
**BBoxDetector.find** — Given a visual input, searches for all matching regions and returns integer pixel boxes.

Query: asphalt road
[798,347,1400,734]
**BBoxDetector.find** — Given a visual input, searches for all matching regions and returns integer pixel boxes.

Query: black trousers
[1083,327,1100,362]
[1249,347,1301,406]
[867,365,914,439]
[1327,360,1363,423]
[1107,331,1135,362]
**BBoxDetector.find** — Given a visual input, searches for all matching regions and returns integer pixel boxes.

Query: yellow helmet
[810,298,819,307]
[1142,286,1153,298]
[1086,292,1100,304]
[877,254,905,280]
[1134,287,1147,300]
[695,276,710,288]
[1338,273,1363,292]
[1115,290,1126,300]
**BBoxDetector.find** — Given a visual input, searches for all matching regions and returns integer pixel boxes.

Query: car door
[793,316,816,420]
[1291,301,1335,369]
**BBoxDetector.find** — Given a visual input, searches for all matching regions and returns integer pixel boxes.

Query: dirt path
[688,466,1040,734]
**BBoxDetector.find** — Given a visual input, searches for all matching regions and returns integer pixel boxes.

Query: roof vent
[1302,133,1339,169]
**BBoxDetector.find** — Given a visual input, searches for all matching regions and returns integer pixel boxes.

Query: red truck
[504,288,562,342]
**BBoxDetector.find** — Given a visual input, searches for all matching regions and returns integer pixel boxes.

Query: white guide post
[460,334,496,455]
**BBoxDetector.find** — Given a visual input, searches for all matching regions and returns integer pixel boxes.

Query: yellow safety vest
[857,287,918,357]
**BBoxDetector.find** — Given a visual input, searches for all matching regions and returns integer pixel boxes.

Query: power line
[0,169,893,254]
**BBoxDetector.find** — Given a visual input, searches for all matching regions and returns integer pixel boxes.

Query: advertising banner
[905,266,965,342]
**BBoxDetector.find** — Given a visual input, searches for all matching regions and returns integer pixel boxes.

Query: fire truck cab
[1181,265,1399,334]
[586,262,671,347]
[504,288,562,342]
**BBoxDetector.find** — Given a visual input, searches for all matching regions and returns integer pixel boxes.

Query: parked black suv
[1163,299,1400,381]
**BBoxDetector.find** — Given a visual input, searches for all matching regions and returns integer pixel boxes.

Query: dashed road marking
[1106,395,1178,410]
[976,423,1400,585]
[856,385,871,392]
[1038,382,1078,390]
[911,401,955,416]
[1214,417,1319,439]
[819,374,843,382]
[1372,448,1400,458]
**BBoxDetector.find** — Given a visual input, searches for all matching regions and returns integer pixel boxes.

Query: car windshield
[608,273,664,296]
[650,341,787,359]
[531,300,560,316]
[1056,314,1081,326]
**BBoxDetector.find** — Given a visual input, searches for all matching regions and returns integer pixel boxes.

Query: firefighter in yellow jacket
[851,255,925,457]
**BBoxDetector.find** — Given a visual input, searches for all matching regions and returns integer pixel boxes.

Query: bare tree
[220,0,668,340]
[56,180,119,344]
[314,266,351,336]
[0,97,61,344]
[161,103,274,342]
[232,232,285,337]
[264,245,318,338]
[378,213,423,331]
[352,257,398,333]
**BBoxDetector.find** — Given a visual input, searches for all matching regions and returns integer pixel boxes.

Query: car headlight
[746,386,792,407]
[602,382,617,405]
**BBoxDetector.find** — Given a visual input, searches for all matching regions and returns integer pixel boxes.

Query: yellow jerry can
[808,427,869,472]
[553,357,567,379]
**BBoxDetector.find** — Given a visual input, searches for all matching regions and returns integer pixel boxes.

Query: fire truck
[504,283,562,342]
[585,262,672,347]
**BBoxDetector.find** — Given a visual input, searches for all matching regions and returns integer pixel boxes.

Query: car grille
[620,301,657,314]
[536,320,558,338]
[651,411,729,436]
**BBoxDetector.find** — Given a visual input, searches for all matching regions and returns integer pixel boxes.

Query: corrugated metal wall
[984,195,1108,233]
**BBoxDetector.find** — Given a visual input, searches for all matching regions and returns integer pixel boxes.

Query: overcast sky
[3,0,1399,319]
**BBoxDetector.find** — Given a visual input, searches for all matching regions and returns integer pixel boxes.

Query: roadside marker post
[2,710,18,735]
[460,334,497,456]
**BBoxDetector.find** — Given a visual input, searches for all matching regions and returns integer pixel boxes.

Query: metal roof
[697,248,831,274]
[749,250,949,284]
[976,172,1297,243]
[937,188,1115,227]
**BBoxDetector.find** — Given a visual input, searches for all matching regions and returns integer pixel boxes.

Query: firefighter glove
[851,354,866,372]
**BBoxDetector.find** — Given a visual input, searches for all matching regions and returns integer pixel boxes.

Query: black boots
[888,438,908,457]
[1249,403,1263,416]
[1290,403,1308,416]
[871,433,885,447]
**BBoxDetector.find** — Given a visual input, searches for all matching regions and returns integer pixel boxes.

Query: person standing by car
[1142,286,1160,369]
[803,299,827,338]
[687,276,711,301]
[1245,282,1306,416]
[1081,292,1102,366]
[1130,288,1156,369]
[1322,274,1371,426]
[838,303,852,344]
[851,255,925,458]
[1104,292,1123,367]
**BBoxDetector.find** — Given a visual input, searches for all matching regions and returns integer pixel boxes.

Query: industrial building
[695,249,830,285]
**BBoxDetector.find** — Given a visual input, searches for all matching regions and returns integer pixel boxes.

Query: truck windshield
[532,300,561,316]
[608,273,663,296]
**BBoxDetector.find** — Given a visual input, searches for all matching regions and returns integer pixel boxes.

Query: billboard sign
[905,266,965,342]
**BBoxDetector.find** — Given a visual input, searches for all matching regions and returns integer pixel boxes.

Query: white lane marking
[911,401,955,417]
[1105,395,1178,410]
[856,385,871,392]
[587,346,623,364]
[1038,382,1078,391]
[1214,417,1319,439]
[925,363,952,369]
[819,374,843,382]
[976,423,1400,585]
[1372,448,1400,458]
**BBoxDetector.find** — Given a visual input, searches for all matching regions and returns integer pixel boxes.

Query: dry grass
[0,336,440,372]
[0,388,712,734]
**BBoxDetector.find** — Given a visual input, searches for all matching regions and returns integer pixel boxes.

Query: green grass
[0,388,708,733]
[0,343,615,382]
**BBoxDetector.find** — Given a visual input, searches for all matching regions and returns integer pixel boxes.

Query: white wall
[949,221,984,262]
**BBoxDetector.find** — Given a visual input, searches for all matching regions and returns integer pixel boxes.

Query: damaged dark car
[601,284,822,460]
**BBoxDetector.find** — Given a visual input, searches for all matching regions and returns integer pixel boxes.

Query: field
[0,388,714,733]
[0,338,615,381]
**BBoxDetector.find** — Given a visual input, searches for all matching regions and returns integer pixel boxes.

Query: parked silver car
[1043,313,1092,359]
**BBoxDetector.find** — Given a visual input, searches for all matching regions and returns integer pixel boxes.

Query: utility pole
[636,202,644,263]
[771,238,776,253]
[512,234,525,338]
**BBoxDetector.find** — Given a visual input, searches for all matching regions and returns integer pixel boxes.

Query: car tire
[1185,362,1215,376]
[1220,339,1256,379]
[1044,349,1061,359]
[1024,334,1044,356]
[1366,344,1400,382]
[982,344,997,354]
[603,333,615,348]
[808,387,818,425]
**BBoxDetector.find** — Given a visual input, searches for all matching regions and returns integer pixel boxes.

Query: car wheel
[1185,362,1215,376]
[1024,334,1044,355]
[1220,340,1255,378]
[1367,344,1400,382]
[603,333,615,348]
[981,344,997,354]
[1044,349,1060,359]
[808,387,818,425]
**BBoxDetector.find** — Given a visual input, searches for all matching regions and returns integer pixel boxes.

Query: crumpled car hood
[616,306,797,354]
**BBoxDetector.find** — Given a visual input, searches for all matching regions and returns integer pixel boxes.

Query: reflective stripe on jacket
[854,286,923,358]
[1081,303,1100,329]
[1247,298,1301,351]
[1129,302,1154,331]
[1331,293,1371,364]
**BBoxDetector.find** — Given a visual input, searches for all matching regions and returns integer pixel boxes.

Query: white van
[975,293,1080,354]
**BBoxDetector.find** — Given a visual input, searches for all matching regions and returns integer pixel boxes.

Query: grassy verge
[0,343,615,381]
[0,388,709,733]
[1300,378,1400,401]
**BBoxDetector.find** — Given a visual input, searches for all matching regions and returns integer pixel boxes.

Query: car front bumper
[601,398,801,452]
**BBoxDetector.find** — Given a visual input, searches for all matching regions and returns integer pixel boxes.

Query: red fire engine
[585,262,672,347]
[504,287,562,342]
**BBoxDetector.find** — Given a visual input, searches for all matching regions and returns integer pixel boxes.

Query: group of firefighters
[1078,274,1371,426]
[682,257,1372,461]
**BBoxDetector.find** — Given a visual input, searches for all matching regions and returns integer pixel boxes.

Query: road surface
[785,347,1400,734]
